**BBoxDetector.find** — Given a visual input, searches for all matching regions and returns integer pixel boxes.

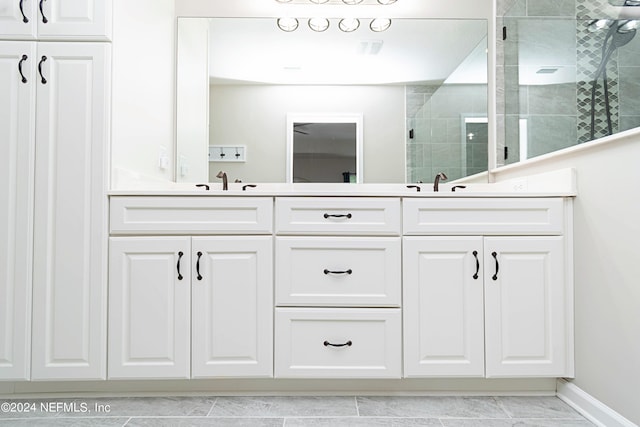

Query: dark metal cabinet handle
[324,340,352,348]
[323,213,352,219]
[324,269,353,275]
[176,252,184,281]
[39,0,48,23]
[196,251,203,281]
[19,0,29,23]
[492,252,499,281]
[472,251,479,280]
[18,55,28,83]
[38,55,47,84]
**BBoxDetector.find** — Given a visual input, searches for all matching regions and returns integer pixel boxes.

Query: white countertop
[109,169,577,198]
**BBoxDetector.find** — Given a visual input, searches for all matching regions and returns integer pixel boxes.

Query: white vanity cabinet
[0,41,35,380]
[403,198,574,379]
[0,40,110,381]
[274,197,403,378]
[108,197,274,379]
[0,0,112,41]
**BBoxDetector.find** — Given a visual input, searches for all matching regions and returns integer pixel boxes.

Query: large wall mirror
[176,17,488,184]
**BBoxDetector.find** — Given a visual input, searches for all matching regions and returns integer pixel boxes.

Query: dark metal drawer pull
[18,55,28,83]
[323,213,352,219]
[492,251,499,281]
[38,55,47,84]
[324,269,353,275]
[472,250,479,280]
[196,251,203,281]
[20,0,29,23]
[39,0,48,23]
[324,340,352,348]
[176,252,184,281]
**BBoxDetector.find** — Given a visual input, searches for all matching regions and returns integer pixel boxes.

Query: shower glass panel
[498,0,640,167]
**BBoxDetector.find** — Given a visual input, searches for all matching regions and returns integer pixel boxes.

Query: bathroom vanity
[105,181,575,382]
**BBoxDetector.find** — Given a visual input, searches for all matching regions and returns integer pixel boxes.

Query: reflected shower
[588,18,637,139]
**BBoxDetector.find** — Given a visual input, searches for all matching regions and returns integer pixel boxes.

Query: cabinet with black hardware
[402,198,574,378]
[274,197,402,378]
[0,0,111,41]
[107,197,273,380]
[0,39,110,381]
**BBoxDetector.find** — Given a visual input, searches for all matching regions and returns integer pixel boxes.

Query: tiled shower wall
[497,0,640,166]
[406,83,488,183]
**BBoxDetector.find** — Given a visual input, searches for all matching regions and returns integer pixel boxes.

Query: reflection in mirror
[286,114,363,183]
[176,17,488,184]
[498,1,640,167]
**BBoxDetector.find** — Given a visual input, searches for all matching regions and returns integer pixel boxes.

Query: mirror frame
[286,113,364,183]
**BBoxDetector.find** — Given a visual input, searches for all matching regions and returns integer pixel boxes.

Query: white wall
[111,0,176,182]
[208,85,405,183]
[490,133,640,425]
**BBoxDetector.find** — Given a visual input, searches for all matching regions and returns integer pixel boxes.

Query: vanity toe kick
[274,308,402,378]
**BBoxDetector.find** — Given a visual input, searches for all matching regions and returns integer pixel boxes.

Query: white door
[484,236,569,377]
[191,237,273,378]
[0,41,35,380]
[37,0,111,40]
[0,0,37,39]
[30,42,110,380]
[403,237,485,377]
[108,237,192,379]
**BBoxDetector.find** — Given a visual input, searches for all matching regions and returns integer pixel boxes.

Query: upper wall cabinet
[0,0,112,41]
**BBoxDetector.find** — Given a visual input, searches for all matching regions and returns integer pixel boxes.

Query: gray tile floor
[0,396,594,426]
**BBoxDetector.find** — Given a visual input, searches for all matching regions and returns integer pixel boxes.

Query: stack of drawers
[274,197,403,378]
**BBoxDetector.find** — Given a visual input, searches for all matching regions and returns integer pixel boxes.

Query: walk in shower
[497,0,640,167]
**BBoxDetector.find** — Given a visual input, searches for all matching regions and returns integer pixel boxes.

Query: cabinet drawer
[403,198,565,235]
[275,308,401,378]
[110,197,273,235]
[275,197,401,235]
[276,237,401,307]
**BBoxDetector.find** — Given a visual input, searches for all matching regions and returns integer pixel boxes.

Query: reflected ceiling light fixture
[309,17,330,32]
[277,17,299,32]
[377,0,397,4]
[309,0,330,3]
[342,0,365,4]
[275,0,293,2]
[339,18,360,32]
[370,18,391,32]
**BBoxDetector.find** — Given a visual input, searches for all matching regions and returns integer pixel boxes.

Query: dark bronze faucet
[433,172,447,192]
[216,171,228,191]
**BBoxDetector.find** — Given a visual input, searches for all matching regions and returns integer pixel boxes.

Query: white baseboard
[556,379,638,427]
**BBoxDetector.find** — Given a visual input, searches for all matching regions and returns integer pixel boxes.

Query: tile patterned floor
[0,396,594,426]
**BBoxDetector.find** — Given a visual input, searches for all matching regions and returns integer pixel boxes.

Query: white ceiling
[205,17,487,85]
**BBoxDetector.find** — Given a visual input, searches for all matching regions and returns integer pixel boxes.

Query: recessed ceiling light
[309,17,330,32]
[342,0,365,4]
[309,0,330,3]
[275,0,293,2]
[339,18,360,32]
[277,17,299,32]
[377,0,397,4]
[370,18,391,32]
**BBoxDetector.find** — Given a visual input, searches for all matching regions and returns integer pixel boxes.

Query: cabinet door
[484,236,570,377]
[403,237,485,377]
[37,0,112,41]
[0,41,35,381]
[0,0,37,39]
[108,237,191,379]
[30,42,110,380]
[191,237,273,378]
